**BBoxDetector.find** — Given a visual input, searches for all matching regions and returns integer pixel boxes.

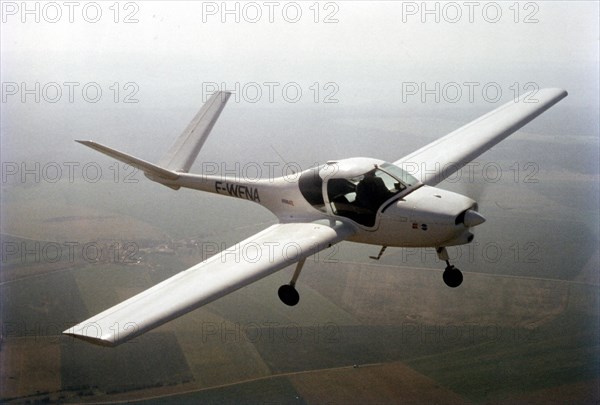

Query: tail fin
[76,91,231,188]
[158,91,231,172]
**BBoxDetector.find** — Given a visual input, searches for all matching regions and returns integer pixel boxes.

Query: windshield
[327,163,417,227]
[379,163,418,188]
[298,161,419,227]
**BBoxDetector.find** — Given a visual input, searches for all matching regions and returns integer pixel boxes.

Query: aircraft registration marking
[215,181,260,202]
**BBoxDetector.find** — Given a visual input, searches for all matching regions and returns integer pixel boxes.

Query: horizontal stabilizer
[75,140,179,181]
[158,91,231,172]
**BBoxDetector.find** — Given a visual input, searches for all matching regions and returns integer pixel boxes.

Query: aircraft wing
[394,88,568,186]
[63,220,354,346]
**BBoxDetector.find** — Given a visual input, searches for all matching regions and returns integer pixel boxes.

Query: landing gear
[369,246,387,260]
[442,265,463,288]
[278,284,300,306]
[278,258,305,306]
[436,247,463,288]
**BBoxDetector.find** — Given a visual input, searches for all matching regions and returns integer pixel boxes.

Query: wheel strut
[436,247,463,288]
[289,258,306,287]
[278,258,305,306]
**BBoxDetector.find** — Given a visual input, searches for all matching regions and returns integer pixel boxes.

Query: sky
[1,1,598,167]
[2,1,598,107]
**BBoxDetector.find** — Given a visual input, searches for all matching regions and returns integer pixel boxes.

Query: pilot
[355,170,392,211]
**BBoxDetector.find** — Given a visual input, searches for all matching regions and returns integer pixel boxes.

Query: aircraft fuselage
[157,157,484,249]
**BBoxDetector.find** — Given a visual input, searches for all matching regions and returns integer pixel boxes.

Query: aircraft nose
[463,209,486,227]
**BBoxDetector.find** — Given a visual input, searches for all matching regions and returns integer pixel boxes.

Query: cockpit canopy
[299,158,419,227]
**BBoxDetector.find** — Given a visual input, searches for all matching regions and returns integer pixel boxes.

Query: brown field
[0,337,61,400]
[289,361,468,404]
[2,206,164,242]
[1,183,165,242]
[170,308,273,387]
[301,260,592,328]
[498,378,600,404]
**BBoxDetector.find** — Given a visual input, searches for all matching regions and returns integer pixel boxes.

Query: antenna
[270,144,296,174]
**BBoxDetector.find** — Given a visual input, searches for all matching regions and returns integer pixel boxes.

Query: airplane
[64,87,568,346]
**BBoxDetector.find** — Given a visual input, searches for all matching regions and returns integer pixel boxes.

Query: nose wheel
[442,264,463,288]
[437,247,463,288]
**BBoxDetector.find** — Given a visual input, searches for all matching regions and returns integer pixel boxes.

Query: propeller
[456,177,488,228]
[463,209,486,227]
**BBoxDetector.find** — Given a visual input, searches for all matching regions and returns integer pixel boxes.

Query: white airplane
[64,88,567,346]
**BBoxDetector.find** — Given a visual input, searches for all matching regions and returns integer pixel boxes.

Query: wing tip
[63,325,120,347]
[63,331,118,347]
[541,87,568,99]
[208,90,232,101]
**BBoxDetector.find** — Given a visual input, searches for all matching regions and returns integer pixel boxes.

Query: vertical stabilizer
[159,91,231,172]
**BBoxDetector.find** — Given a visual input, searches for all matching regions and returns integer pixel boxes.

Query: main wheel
[278,284,300,306]
[443,266,463,288]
